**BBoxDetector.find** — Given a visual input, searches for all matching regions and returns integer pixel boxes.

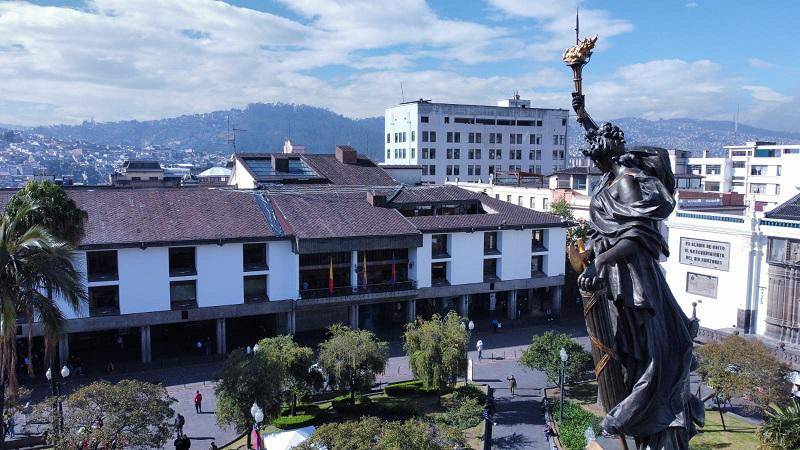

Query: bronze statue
[567,35,705,450]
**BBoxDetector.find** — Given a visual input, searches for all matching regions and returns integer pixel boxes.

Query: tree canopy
[696,335,790,410]
[519,331,592,384]
[4,180,86,246]
[404,311,469,393]
[215,347,283,432]
[39,380,175,449]
[317,324,389,401]
[256,335,315,415]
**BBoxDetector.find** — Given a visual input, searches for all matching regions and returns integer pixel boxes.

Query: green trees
[41,380,175,449]
[404,311,468,396]
[757,401,800,450]
[317,324,389,402]
[0,191,86,447]
[256,335,314,415]
[4,180,86,245]
[696,335,790,411]
[4,181,86,378]
[214,348,283,433]
[519,331,592,384]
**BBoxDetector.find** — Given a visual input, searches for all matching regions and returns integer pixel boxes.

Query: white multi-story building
[384,97,569,184]
[5,149,569,368]
[674,142,800,211]
[661,193,800,366]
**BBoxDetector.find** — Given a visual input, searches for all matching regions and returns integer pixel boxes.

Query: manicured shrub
[452,384,486,404]
[554,401,601,450]
[384,380,422,397]
[331,394,372,414]
[444,396,483,429]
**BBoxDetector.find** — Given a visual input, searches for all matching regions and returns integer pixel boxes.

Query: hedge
[554,401,601,450]
[384,380,423,397]
[273,404,322,430]
[331,394,372,414]
[452,384,486,404]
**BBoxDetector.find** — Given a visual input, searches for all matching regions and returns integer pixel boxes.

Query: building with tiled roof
[228,145,399,189]
[9,180,568,368]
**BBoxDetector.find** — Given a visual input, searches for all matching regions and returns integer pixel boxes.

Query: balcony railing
[170,299,198,310]
[300,280,417,299]
[89,304,121,317]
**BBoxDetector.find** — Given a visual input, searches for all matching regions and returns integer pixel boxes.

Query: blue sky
[1,0,798,131]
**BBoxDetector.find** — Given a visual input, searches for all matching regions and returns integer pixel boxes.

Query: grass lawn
[222,384,486,450]
[547,382,761,450]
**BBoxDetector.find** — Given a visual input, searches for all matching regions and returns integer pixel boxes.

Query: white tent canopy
[262,425,316,450]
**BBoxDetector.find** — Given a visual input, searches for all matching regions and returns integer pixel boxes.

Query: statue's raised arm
[563,35,599,132]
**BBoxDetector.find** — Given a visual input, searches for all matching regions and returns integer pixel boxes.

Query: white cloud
[572,60,799,131]
[685,2,699,9]
[486,0,634,60]
[0,0,794,132]
[746,58,776,69]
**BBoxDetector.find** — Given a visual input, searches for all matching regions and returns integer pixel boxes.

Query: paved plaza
[10,317,590,449]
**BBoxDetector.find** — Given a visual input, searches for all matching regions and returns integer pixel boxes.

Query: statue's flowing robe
[588,170,704,450]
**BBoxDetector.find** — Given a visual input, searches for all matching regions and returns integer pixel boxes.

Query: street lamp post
[461,320,475,383]
[45,365,70,432]
[250,403,264,450]
[559,347,568,423]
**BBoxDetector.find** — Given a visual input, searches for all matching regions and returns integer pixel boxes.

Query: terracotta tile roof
[300,154,398,186]
[765,193,800,221]
[267,191,418,239]
[407,194,565,232]
[0,188,278,248]
[389,185,479,204]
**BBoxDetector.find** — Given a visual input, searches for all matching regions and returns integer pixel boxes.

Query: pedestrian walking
[196,339,203,355]
[476,340,483,361]
[506,374,517,397]
[174,434,191,450]
[6,413,14,438]
[491,319,499,333]
[175,413,185,436]
[194,390,203,413]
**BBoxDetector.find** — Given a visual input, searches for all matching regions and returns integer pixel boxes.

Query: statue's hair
[618,146,676,196]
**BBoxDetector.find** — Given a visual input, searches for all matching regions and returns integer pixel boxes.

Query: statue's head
[582,122,625,172]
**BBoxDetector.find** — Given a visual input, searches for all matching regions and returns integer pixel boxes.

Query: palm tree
[0,200,86,448]
[758,400,800,450]
[4,181,86,377]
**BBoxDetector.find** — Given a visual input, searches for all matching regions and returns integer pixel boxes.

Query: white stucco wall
[410,235,432,288]
[499,229,533,280]
[545,228,566,277]
[448,232,484,285]
[661,212,759,330]
[268,240,299,301]
[197,244,245,308]
[117,247,171,314]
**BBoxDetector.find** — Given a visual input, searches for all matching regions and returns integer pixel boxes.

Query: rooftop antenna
[227,118,247,152]
[400,82,405,103]
[575,7,579,45]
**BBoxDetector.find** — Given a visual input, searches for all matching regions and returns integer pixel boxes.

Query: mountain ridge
[23,103,800,160]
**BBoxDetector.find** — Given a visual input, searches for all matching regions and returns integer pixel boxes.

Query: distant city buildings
[383,97,569,184]
[671,141,800,211]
